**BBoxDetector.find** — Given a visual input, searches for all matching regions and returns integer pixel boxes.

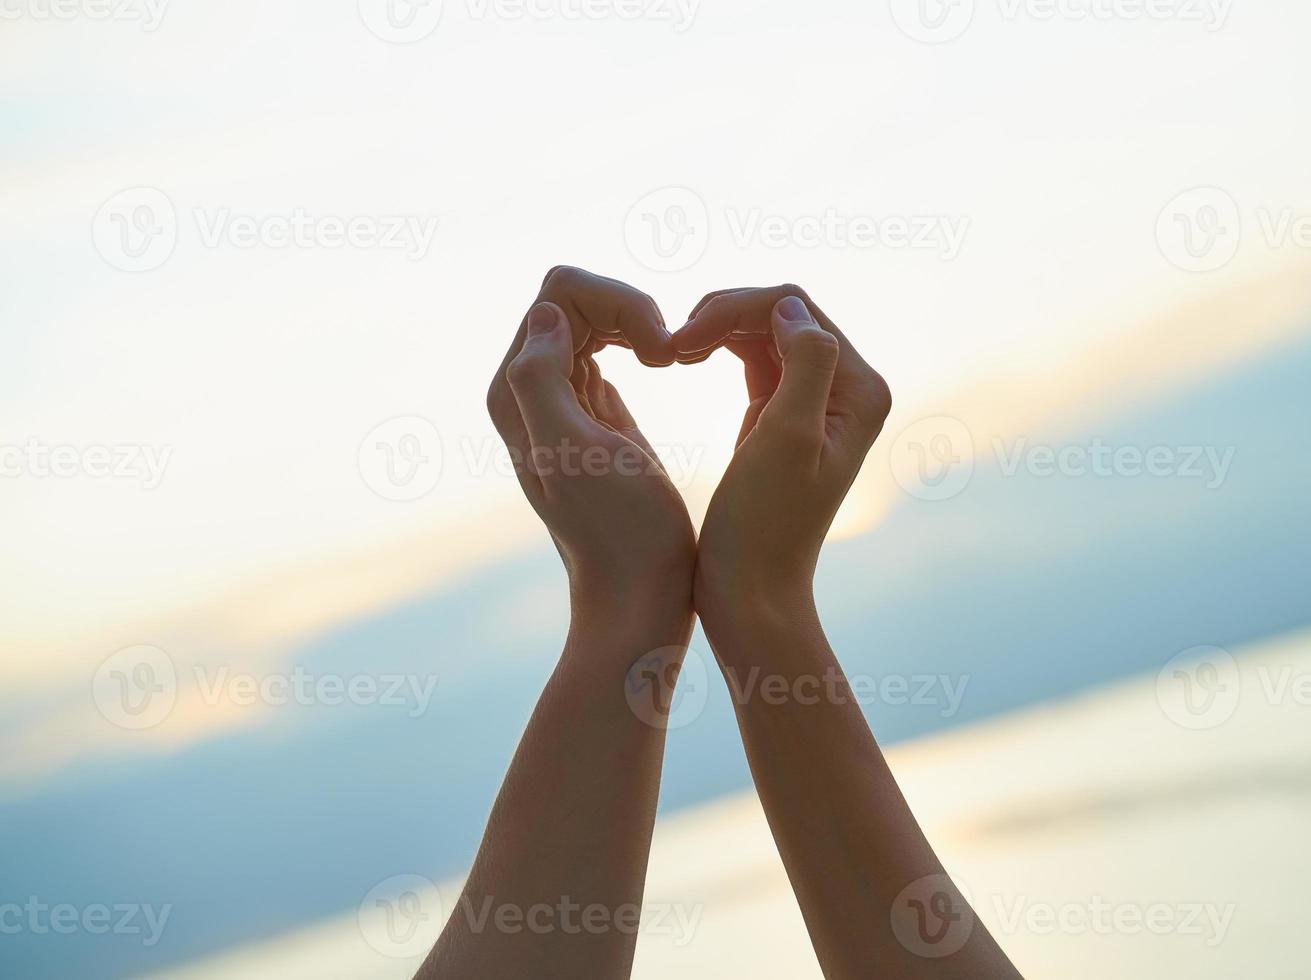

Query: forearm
[702,590,1021,980]
[419,590,694,980]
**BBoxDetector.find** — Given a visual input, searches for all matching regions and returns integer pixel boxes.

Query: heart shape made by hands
[523,265,811,373]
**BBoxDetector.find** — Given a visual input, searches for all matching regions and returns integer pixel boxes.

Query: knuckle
[486,379,512,422]
[793,329,840,360]
[694,294,739,330]
[776,283,810,302]
[858,369,893,425]
[542,264,582,290]
[505,352,550,391]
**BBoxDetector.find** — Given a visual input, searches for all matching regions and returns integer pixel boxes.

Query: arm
[417,269,696,980]
[674,286,1023,979]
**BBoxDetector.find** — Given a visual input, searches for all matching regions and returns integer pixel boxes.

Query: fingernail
[527,303,559,335]
[777,296,813,324]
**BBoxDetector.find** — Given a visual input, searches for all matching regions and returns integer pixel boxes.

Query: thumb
[757,295,840,441]
[506,302,592,449]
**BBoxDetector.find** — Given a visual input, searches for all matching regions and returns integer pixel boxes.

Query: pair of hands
[452,274,1021,980]
[486,266,893,634]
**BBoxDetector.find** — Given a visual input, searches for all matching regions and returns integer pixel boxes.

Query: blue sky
[4,324,1309,977]
[5,1,1311,975]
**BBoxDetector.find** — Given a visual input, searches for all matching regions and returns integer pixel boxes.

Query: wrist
[695,546,813,616]
[568,567,695,641]
[694,564,820,659]
[562,588,696,730]
[565,525,696,610]
[572,551,693,602]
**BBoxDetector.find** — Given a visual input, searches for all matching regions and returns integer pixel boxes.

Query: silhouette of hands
[486,272,891,622]
[670,285,892,621]
[486,268,694,607]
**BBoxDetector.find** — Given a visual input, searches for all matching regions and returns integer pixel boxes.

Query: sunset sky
[4,2,1311,976]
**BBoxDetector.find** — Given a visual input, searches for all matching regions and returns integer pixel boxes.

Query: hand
[672,285,892,625]
[487,268,696,611]
[425,271,696,980]
[671,290,1023,980]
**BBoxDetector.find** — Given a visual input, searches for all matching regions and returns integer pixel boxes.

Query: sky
[5,0,1307,690]
[3,1,1311,975]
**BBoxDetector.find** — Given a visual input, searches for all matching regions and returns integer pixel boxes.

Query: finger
[486,374,540,497]
[600,379,666,474]
[582,357,661,459]
[583,355,608,420]
[754,296,840,447]
[737,397,771,449]
[585,359,640,440]
[722,339,780,449]
[685,286,753,323]
[586,363,666,476]
[727,338,781,402]
[673,287,755,363]
[538,266,674,367]
[593,377,637,434]
[488,314,541,495]
[672,287,771,356]
[506,302,600,451]
[582,356,639,437]
[671,285,862,373]
[572,356,596,418]
[674,347,716,365]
